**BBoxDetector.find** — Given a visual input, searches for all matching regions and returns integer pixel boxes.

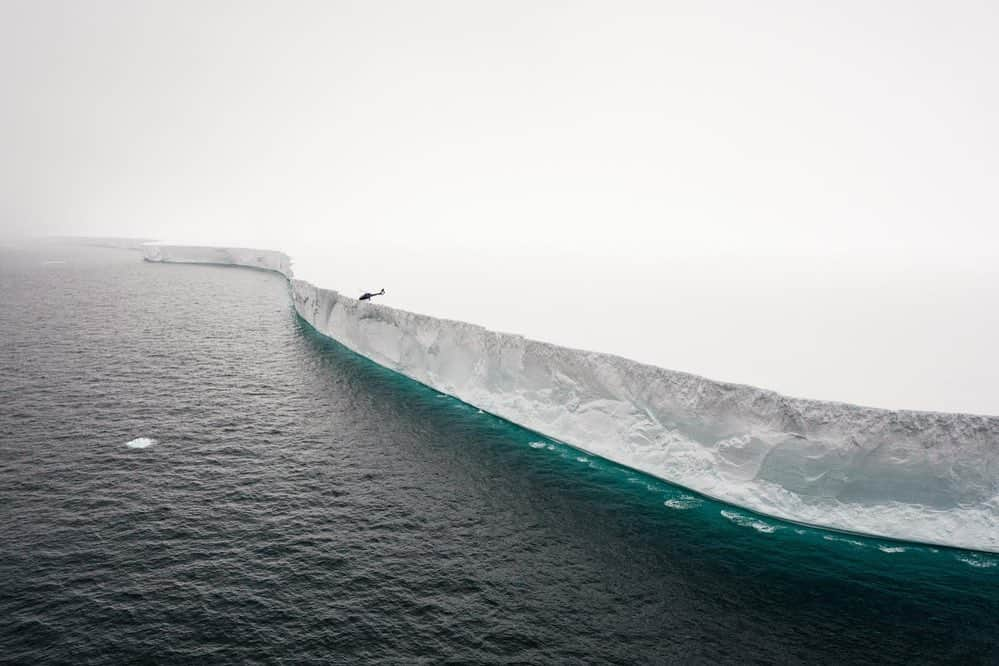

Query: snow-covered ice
[143,243,999,553]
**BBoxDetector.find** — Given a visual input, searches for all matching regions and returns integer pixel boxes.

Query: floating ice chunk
[125,437,156,449]
[823,535,867,548]
[955,554,997,568]
[720,510,780,533]
[664,495,702,510]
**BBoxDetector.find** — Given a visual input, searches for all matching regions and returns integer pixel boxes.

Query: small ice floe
[955,553,997,569]
[664,495,702,510]
[125,437,156,449]
[720,510,780,533]
[823,535,867,548]
[529,441,547,449]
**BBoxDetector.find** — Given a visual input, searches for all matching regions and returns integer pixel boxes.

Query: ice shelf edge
[143,243,999,554]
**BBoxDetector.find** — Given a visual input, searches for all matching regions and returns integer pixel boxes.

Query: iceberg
[143,243,999,553]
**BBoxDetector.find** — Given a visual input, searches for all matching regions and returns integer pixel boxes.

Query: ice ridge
[143,243,999,553]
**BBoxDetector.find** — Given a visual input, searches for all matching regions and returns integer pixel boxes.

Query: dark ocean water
[1,242,998,665]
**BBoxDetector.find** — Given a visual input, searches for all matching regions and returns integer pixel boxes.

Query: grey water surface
[1,243,997,664]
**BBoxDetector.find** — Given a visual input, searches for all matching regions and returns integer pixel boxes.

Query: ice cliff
[143,244,292,275]
[144,243,999,553]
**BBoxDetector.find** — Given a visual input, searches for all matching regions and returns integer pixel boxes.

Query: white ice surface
[281,241,999,417]
[143,243,999,553]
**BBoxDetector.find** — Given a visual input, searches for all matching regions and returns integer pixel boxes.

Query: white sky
[2,1,998,414]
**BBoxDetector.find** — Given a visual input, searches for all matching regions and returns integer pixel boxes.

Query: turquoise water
[298,320,999,660]
[306,318,999,573]
[306,317,999,564]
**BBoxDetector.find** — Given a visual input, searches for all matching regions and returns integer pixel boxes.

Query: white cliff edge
[144,243,999,553]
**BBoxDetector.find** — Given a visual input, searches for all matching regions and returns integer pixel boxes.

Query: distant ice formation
[125,437,156,449]
[143,244,292,275]
[143,243,999,553]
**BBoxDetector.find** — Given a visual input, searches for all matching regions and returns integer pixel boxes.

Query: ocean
[1,242,997,664]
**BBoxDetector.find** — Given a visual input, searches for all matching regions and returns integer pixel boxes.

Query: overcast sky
[2,1,998,413]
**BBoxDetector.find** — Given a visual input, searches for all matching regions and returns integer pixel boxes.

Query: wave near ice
[142,243,999,553]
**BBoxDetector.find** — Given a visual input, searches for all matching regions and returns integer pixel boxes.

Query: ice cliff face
[144,244,999,553]
[143,244,293,276]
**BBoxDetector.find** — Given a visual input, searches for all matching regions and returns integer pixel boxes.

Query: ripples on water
[1,243,997,664]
